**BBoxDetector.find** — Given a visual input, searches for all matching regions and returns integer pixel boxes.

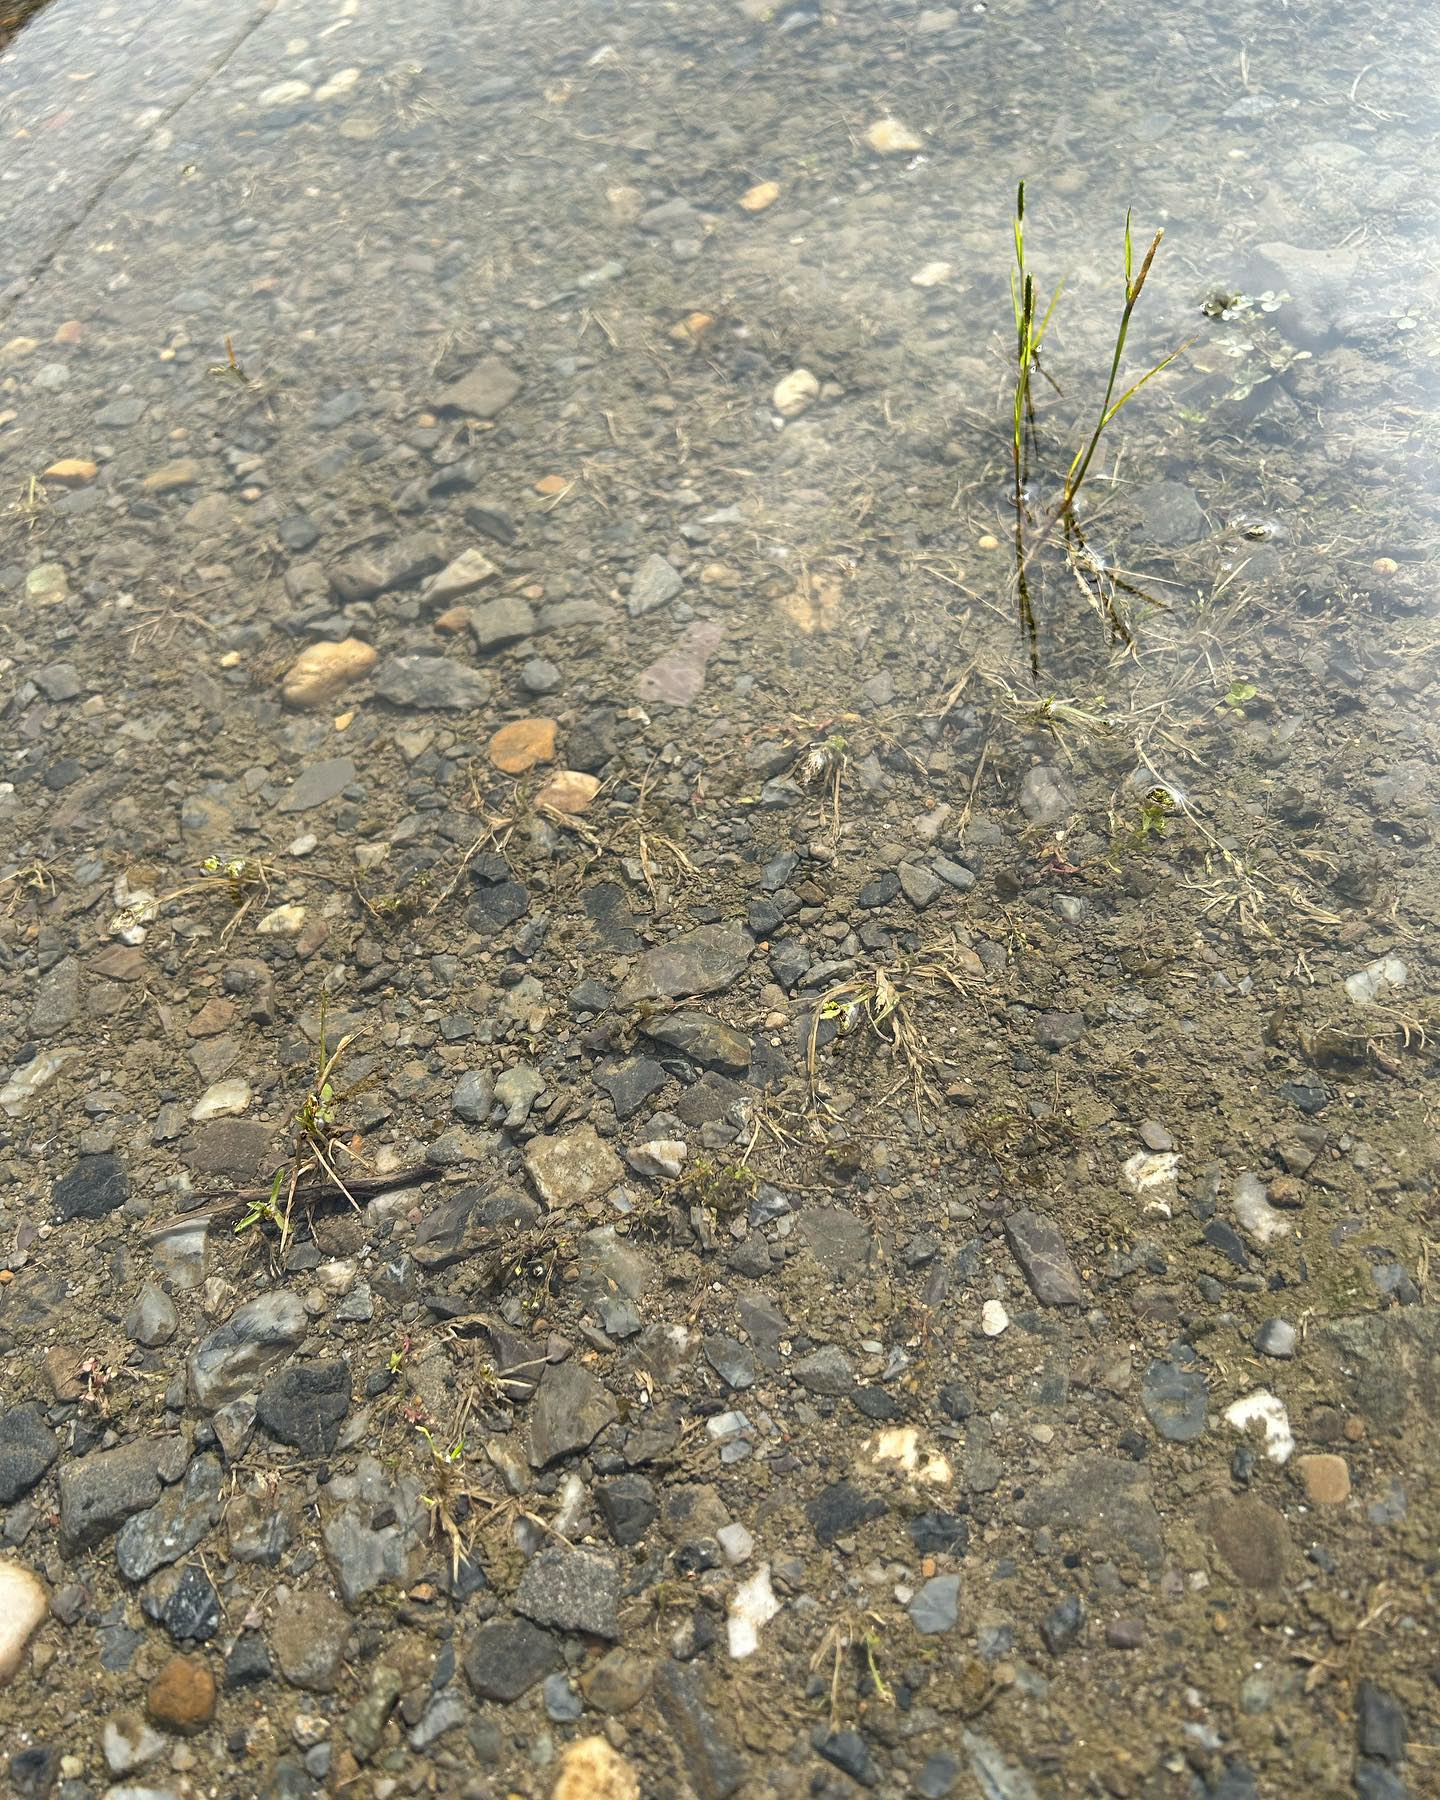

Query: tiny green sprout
[1222,679,1258,713]
[235,1166,286,1235]
[1137,788,1173,838]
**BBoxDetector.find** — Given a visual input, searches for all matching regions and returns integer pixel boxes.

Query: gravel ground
[1,0,1438,1796]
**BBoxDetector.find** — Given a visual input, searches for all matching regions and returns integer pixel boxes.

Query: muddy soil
[1,0,1438,1796]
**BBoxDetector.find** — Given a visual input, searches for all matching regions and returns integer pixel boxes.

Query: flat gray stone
[1141,1357,1208,1443]
[528,1362,618,1467]
[469,595,536,651]
[514,1544,620,1639]
[436,356,523,417]
[189,1291,309,1411]
[627,553,684,616]
[373,654,490,710]
[1018,1454,1162,1570]
[908,1572,960,1634]
[617,923,752,1004]
[1003,1210,1083,1305]
[115,1453,224,1582]
[277,756,355,813]
[58,1436,188,1551]
[524,1123,624,1208]
[642,1010,752,1073]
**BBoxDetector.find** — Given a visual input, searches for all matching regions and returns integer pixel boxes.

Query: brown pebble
[146,1654,216,1734]
[1343,1415,1365,1443]
[1297,1453,1350,1506]
[1106,1618,1145,1649]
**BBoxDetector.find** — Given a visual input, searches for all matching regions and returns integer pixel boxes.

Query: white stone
[1224,1389,1293,1463]
[315,67,360,102]
[257,79,312,107]
[102,1712,165,1775]
[257,903,306,935]
[427,546,498,601]
[981,1299,1010,1336]
[865,1427,952,1485]
[625,1139,686,1178]
[716,1522,754,1564]
[0,1561,48,1686]
[727,1564,781,1658]
[190,1078,252,1122]
[1,1046,77,1117]
[1233,1173,1291,1245]
[1345,954,1407,1006]
[772,369,819,417]
[910,261,953,287]
[865,117,924,154]
[1122,1150,1179,1215]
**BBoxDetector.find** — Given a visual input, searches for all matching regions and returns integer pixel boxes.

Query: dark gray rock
[464,1619,561,1701]
[256,1361,352,1457]
[1141,1358,1208,1442]
[597,1056,666,1119]
[816,1729,877,1786]
[190,1291,309,1410]
[917,1751,959,1798]
[1003,1210,1083,1305]
[908,1572,960,1635]
[643,1010,752,1073]
[451,1070,493,1124]
[857,870,900,908]
[792,1345,855,1397]
[1356,1682,1407,1763]
[58,1436,188,1552]
[596,1475,657,1547]
[162,1563,221,1641]
[277,756,355,813]
[1040,1593,1085,1652]
[469,595,536,651]
[330,533,444,601]
[653,1660,746,1799]
[373,654,490,710]
[628,553,684,616]
[907,1510,969,1556]
[528,1362,619,1467]
[53,1153,128,1222]
[703,1335,756,1391]
[616,924,752,1004]
[514,1544,620,1639]
[115,1453,223,1581]
[0,1404,60,1503]
[806,1481,886,1546]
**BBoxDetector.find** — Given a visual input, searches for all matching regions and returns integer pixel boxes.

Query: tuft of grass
[235,1002,370,1254]
[1006,182,1190,659]
[808,950,982,1121]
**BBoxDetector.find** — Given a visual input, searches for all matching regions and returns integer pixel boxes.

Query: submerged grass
[1007,181,1190,662]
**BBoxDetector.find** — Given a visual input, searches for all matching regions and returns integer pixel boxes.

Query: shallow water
[2,0,1438,1792]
